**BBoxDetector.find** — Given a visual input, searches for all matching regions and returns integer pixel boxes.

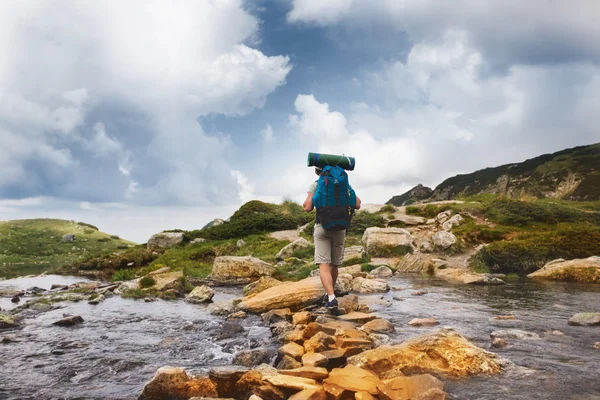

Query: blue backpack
[312,165,357,230]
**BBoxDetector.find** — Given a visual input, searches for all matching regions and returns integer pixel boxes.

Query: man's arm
[303,192,314,212]
[355,196,361,210]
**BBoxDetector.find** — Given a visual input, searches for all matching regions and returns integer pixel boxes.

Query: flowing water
[1,274,599,400]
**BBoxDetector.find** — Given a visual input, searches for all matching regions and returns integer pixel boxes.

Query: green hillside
[0,219,136,278]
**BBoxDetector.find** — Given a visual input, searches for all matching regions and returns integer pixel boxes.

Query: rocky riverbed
[1,273,600,399]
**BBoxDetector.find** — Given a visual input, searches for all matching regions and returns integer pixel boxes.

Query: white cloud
[288,0,354,25]
[231,170,255,203]
[261,124,274,143]
[0,0,291,206]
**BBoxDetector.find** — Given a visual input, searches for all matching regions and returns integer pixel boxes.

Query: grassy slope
[0,219,136,278]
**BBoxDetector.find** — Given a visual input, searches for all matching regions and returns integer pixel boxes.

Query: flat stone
[279,367,329,381]
[380,374,445,400]
[323,364,383,396]
[304,331,335,353]
[528,257,600,283]
[492,338,508,348]
[490,329,541,340]
[302,353,329,368]
[263,374,321,392]
[185,285,215,303]
[279,342,305,359]
[338,312,377,323]
[568,312,600,326]
[302,322,337,339]
[367,266,393,279]
[293,311,312,326]
[212,256,276,283]
[361,319,395,334]
[53,316,84,327]
[337,338,373,349]
[262,308,293,324]
[288,388,328,400]
[408,318,440,327]
[277,355,302,370]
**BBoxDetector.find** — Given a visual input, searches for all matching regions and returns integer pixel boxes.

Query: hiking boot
[324,298,338,308]
[319,294,328,305]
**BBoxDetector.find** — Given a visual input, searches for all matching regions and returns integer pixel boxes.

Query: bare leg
[319,263,335,296]
[331,265,338,291]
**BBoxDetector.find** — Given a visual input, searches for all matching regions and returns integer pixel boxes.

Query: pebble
[492,338,508,348]
[411,291,428,296]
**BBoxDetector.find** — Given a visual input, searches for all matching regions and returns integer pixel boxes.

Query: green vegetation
[120,289,147,299]
[139,276,156,288]
[348,211,385,234]
[0,219,136,278]
[185,200,313,241]
[368,244,413,258]
[112,269,136,282]
[471,226,600,275]
[379,204,396,214]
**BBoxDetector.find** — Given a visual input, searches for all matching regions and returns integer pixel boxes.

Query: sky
[1,0,599,242]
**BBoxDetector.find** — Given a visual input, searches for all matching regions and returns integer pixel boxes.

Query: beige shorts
[314,225,346,266]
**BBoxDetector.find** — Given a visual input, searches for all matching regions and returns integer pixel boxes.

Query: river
[1,274,599,400]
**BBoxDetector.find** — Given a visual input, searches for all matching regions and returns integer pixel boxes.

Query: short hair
[315,167,322,175]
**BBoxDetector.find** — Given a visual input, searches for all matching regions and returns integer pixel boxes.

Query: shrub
[404,204,452,218]
[379,204,396,213]
[112,269,136,281]
[452,221,513,244]
[97,237,111,242]
[83,229,95,235]
[110,235,120,240]
[348,211,385,234]
[139,276,156,288]
[78,247,158,271]
[121,289,146,299]
[291,246,314,260]
[368,244,412,258]
[473,226,600,275]
[78,222,98,230]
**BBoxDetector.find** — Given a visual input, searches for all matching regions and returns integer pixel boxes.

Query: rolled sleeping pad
[307,152,356,171]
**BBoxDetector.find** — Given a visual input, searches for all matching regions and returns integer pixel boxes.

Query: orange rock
[302,352,329,368]
[238,277,329,313]
[289,388,328,400]
[337,338,373,349]
[323,382,352,400]
[348,329,504,378]
[284,328,307,344]
[338,312,377,323]
[408,318,439,327]
[263,374,321,391]
[303,322,337,339]
[381,374,445,399]
[138,366,218,400]
[280,342,305,359]
[323,364,384,395]
[279,367,329,380]
[355,391,378,400]
[304,331,336,353]
[293,311,313,326]
[361,319,395,334]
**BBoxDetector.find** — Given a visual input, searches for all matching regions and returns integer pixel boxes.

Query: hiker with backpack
[303,164,361,308]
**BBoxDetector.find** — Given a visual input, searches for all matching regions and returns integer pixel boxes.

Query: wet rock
[276,238,311,261]
[262,308,292,324]
[431,231,457,249]
[409,318,440,327]
[280,342,305,359]
[343,245,367,262]
[208,300,238,316]
[568,312,600,326]
[243,276,283,298]
[233,349,277,368]
[324,364,383,396]
[277,355,302,370]
[352,277,390,294]
[280,367,329,381]
[270,320,293,336]
[227,311,247,320]
[492,338,508,348]
[138,366,218,399]
[348,329,505,378]
[594,342,600,350]
[302,353,328,368]
[209,365,249,398]
[50,284,68,290]
[362,227,413,256]
[185,285,215,304]
[528,256,600,283]
[490,329,541,340]
[489,315,516,321]
[367,266,393,279]
[2,335,17,344]
[11,296,20,303]
[434,268,506,285]
[0,314,19,331]
[219,322,244,340]
[412,290,428,296]
[211,256,276,283]
[53,316,84,327]
[147,232,185,249]
[88,294,105,305]
[361,319,395,334]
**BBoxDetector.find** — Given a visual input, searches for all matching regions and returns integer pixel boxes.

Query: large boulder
[238,276,352,313]
[150,270,184,291]
[390,213,426,226]
[348,329,505,378]
[431,231,457,250]
[434,268,505,285]
[367,266,393,279]
[147,232,185,249]
[442,214,463,231]
[202,218,225,230]
[276,238,311,261]
[362,227,413,256]
[527,257,600,283]
[243,276,284,297]
[211,256,276,283]
[343,246,366,262]
[138,366,218,400]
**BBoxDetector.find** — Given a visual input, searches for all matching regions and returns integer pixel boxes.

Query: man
[303,167,361,308]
